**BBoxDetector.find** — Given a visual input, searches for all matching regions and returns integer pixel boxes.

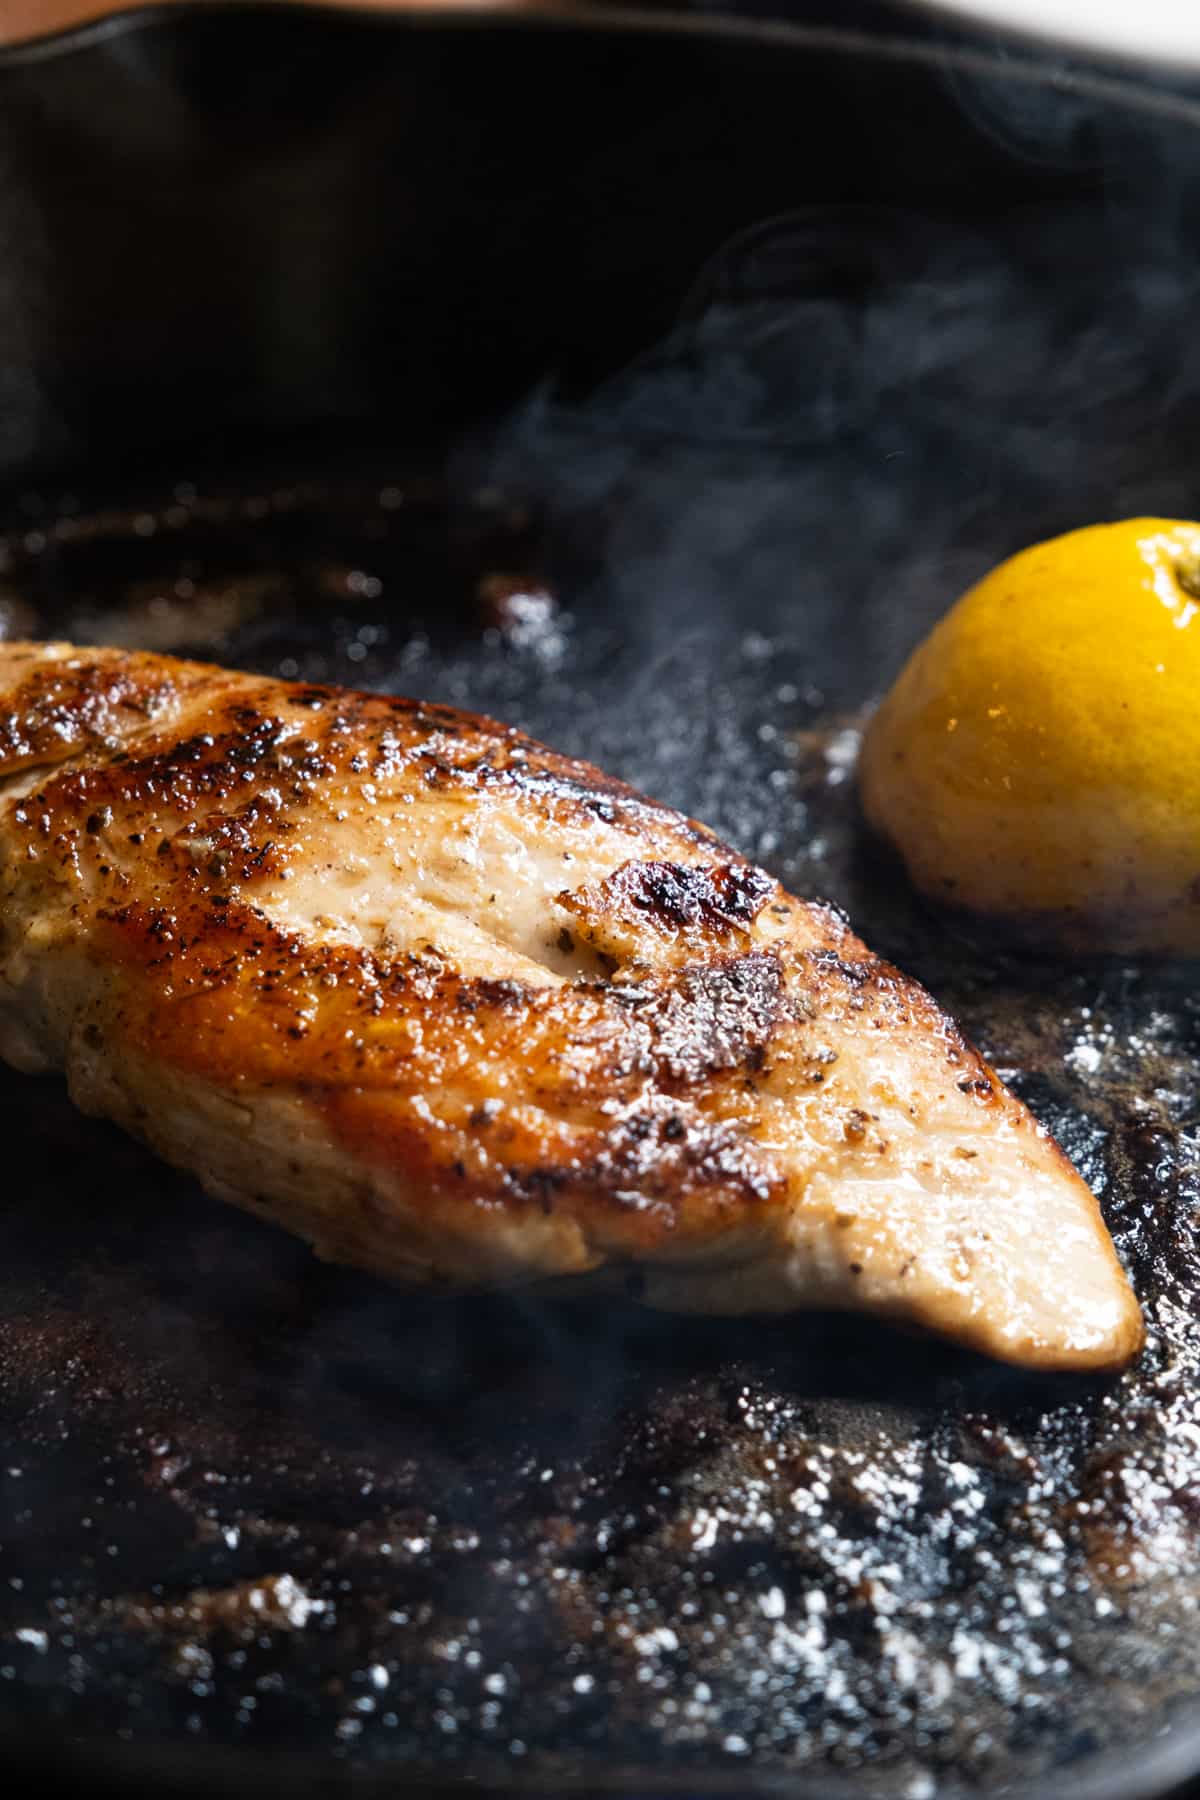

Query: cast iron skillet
[2,5,1200,1797]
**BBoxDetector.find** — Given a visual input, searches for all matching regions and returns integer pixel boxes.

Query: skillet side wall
[0,7,1187,483]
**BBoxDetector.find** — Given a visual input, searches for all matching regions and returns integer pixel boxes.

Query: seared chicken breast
[0,643,1141,1370]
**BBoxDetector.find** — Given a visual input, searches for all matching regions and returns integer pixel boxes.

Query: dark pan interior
[3,8,1200,1798]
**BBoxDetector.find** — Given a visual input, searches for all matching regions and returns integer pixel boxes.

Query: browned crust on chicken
[0,644,1143,1369]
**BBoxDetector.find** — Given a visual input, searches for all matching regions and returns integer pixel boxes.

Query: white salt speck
[16,1629,47,1652]
[759,1587,786,1620]
[882,1626,924,1690]
[573,1673,595,1694]
[928,1660,954,1704]
[691,1510,719,1551]
[824,727,862,786]
[484,1672,508,1696]
[723,1734,750,1755]
[951,1631,982,1679]
[271,1575,325,1629]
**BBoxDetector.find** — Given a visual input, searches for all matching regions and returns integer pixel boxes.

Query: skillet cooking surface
[3,13,1200,1787]
[0,440,1199,1799]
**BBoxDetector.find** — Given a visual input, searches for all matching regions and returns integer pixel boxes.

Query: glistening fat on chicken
[0,643,1142,1370]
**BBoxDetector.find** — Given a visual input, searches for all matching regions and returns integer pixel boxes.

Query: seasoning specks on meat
[0,642,1142,1370]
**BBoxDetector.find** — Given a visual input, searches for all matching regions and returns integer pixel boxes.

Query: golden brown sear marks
[0,643,1143,1370]
[0,647,216,773]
